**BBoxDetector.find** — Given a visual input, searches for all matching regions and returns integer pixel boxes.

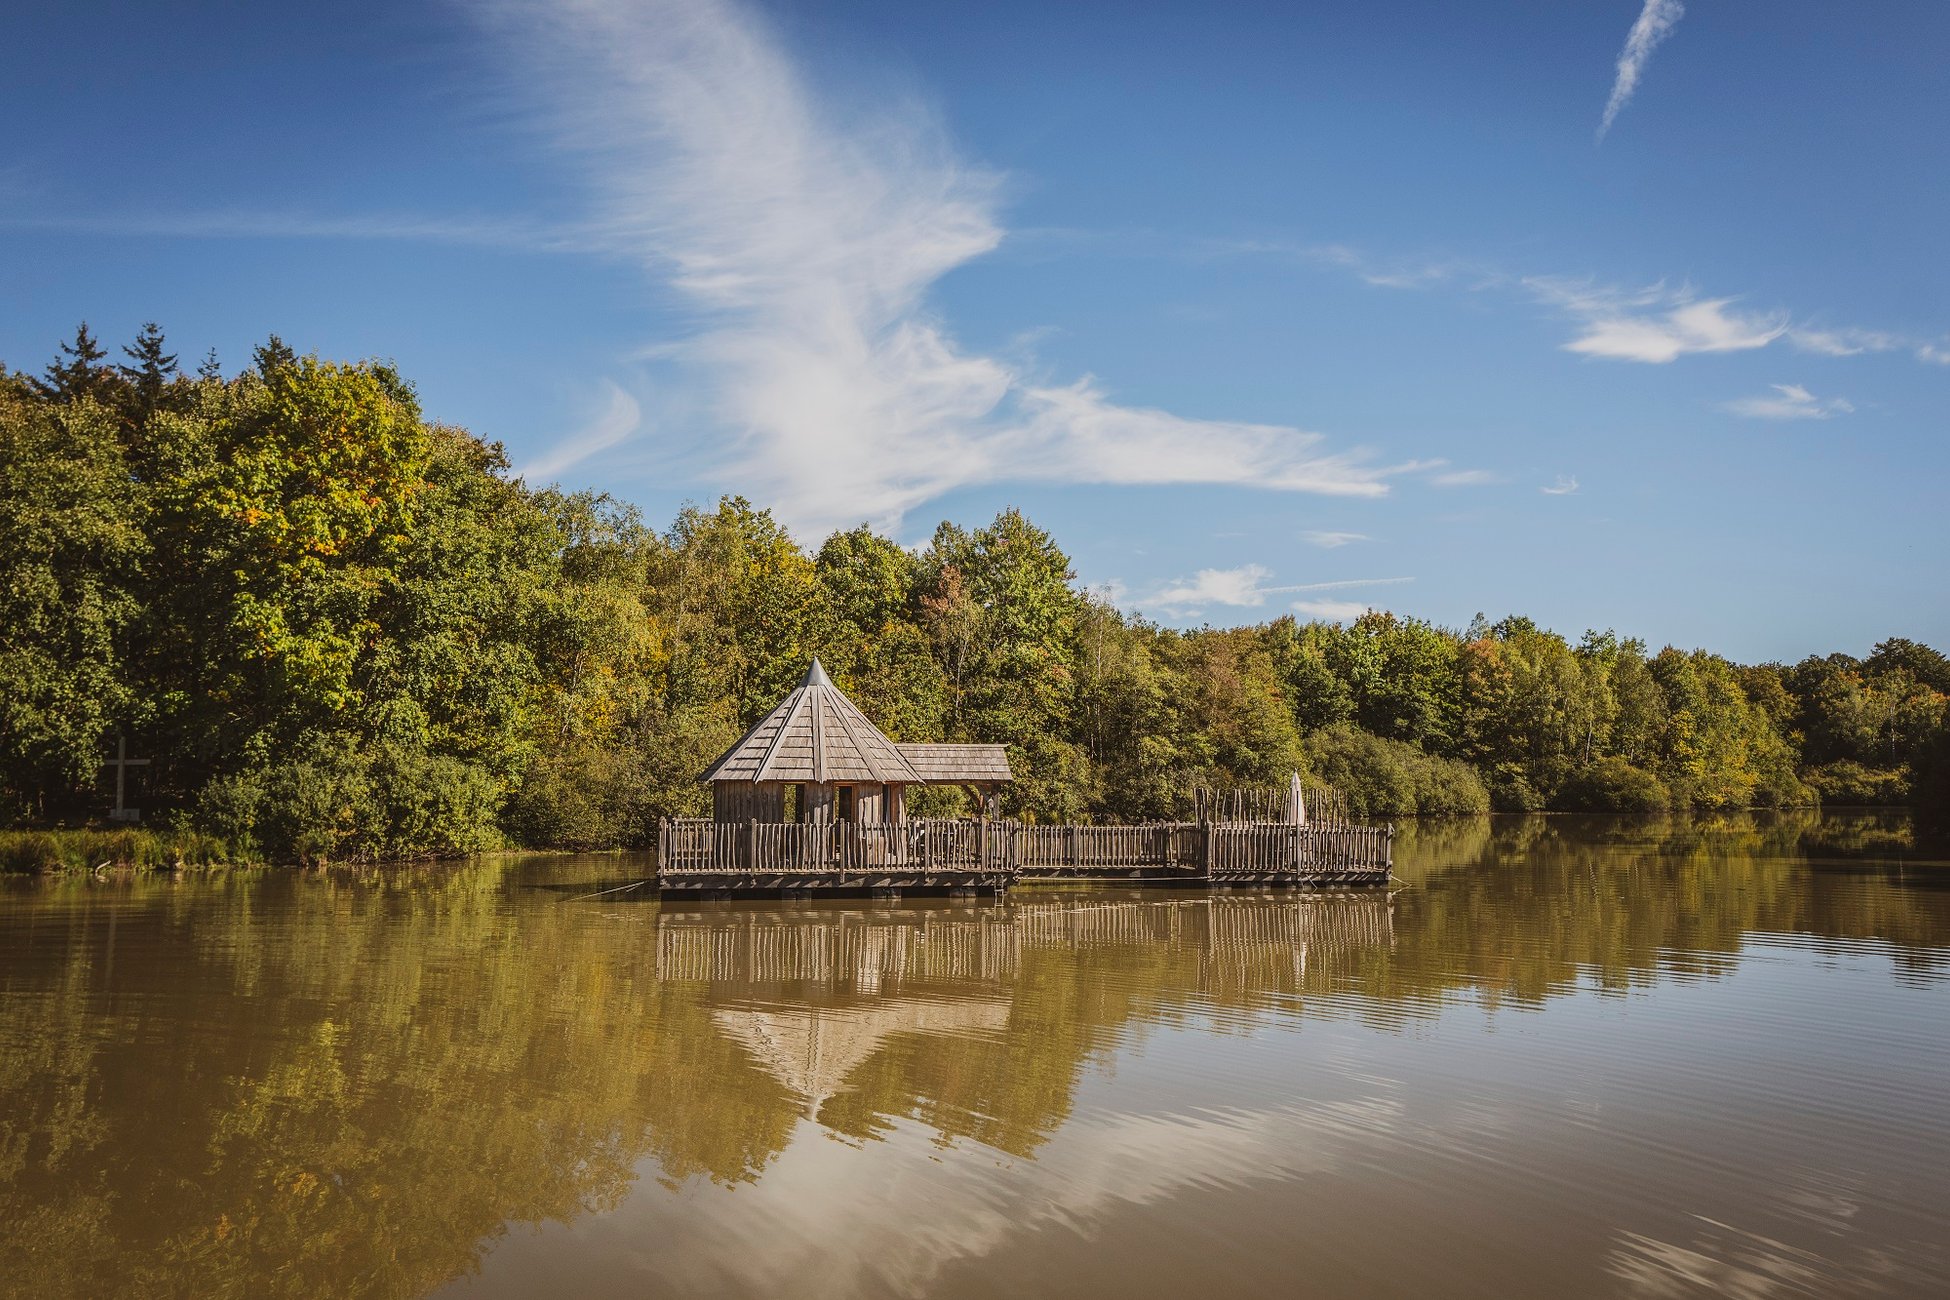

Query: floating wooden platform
[656,817,1391,896]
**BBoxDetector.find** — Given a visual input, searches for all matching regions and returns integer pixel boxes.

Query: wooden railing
[658,817,1015,875]
[659,817,1392,880]
[1208,822,1392,875]
[1014,822,1203,871]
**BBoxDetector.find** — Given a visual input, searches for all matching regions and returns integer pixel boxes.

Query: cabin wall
[712,781,914,824]
[712,782,786,823]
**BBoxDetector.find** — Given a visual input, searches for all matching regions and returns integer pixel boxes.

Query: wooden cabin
[700,659,1012,823]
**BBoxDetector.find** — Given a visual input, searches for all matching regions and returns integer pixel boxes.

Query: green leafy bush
[1558,757,1672,812]
[1803,761,1910,806]
[1303,725,1490,818]
[191,739,504,865]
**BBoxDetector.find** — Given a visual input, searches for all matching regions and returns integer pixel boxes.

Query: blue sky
[3,0,1945,661]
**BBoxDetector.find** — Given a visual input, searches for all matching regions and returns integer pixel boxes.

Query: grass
[0,827,253,873]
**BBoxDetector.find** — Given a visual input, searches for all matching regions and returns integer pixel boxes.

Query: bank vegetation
[4,326,1947,864]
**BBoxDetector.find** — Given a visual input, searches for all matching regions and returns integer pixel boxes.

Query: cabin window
[784,784,802,823]
[836,785,856,822]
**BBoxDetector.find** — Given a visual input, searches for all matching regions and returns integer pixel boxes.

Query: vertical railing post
[978,816,990,872]
[1199,818,1214,879]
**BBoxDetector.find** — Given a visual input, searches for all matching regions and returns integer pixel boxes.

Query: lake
[3,811,1947,1298]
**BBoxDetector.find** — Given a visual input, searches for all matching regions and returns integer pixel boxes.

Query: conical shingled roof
[700,659,926,784]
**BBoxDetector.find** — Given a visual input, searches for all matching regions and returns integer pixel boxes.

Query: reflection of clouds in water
[605,1094,1404,1298]
[1606,1211,1950,1300]
[1607,1221,1832,1299]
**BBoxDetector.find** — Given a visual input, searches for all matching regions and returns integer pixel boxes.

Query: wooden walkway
[655,816,1391,894]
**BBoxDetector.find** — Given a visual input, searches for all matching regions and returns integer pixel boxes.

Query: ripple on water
[1,816,1948,1299]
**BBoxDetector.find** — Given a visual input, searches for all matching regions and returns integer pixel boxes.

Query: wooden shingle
[700,660,926,784]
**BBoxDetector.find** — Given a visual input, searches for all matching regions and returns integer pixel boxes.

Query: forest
[3,324,1947,863]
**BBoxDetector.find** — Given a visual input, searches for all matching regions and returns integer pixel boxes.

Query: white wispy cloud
[0,207,601,252]
[1599,0,1686,140]
[472,0,1408,536]
[1301,530,1367,548]
[1144,564,1280,614]
[1788,326,1905,358]
[516,379,643,479]
[1524,277,1787,364]
[1138,569,1411,618]
[1541,475,1581,496]
[1302,242,1467,290]
[1174,235,1938,374]
[1026,230,1943,372]
[1288,576,1415,593]
[1430,468,1499,488]
[1291,598,1375,622]
[1720,383,1853,421]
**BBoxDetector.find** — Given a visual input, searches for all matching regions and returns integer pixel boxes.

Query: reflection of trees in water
[1390,810,1950,1003]
[0,818,1944,1298]
[0,868,799,1299]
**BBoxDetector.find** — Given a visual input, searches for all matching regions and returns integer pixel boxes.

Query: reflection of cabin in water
[712,998,1013,1117]
[701,659,1012,823]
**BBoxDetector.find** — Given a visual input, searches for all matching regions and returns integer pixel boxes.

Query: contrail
[1598,0,1685,140]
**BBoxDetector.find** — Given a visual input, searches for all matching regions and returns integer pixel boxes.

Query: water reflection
[0,812,1945,1299]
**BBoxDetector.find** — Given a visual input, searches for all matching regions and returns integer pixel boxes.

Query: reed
[0,827,251,873]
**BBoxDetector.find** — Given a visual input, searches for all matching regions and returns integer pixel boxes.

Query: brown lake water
[3,811,1948,1299]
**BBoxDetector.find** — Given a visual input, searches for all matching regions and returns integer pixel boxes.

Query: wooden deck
[655,816,1391,894]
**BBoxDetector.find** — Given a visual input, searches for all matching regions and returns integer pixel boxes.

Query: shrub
[504,744,656,851]
[188,737,505,865]
[1804,761,1910,807]
[1486,763,1544,813]
[1558,757,1672,812]
[1303,725,1491,819]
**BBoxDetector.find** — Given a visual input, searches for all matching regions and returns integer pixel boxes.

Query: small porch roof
[896,743,1013,783]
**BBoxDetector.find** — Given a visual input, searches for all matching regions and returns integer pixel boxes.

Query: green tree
[0,391,145,818]
[923,510,1087,817]
[33,323,117,405]
[116,321,179,419]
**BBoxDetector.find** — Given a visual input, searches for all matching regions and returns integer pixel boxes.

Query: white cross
[101,733,150,823]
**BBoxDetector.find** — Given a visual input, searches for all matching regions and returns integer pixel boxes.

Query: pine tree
[117,322,180,416]
[34,322,112,403]
[197,348,223,381]
[252,334,297,377]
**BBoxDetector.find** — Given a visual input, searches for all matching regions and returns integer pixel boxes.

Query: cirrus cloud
[473,0,1412,536]
[1137,568,1411,619]
[1721,384,1852,421]
[1525,278,1787,364]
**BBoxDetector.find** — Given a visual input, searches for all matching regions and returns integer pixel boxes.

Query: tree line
[3,325,1946,861]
